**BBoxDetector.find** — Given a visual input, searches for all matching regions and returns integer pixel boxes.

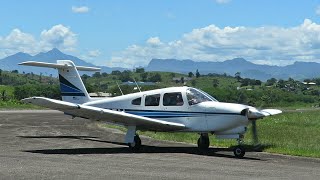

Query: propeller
[247,107,282,145]
[235,87,282,150]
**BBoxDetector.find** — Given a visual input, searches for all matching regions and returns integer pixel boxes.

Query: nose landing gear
[233,138,245,158]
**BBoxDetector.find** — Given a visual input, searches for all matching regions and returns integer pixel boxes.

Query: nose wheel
[128,134,141,151]
[233,138,245,158]
[233,146,245,158]
[197,133,210,150]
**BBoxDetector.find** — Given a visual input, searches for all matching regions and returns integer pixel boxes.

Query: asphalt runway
[0,110,319,179]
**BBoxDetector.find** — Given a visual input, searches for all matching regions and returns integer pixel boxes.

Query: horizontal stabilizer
[19,61,100,71]
[22,97,186,131]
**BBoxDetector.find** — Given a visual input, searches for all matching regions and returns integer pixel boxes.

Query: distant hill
[146,58,320,81]
[2,49,320,81]
[0,48,125,76]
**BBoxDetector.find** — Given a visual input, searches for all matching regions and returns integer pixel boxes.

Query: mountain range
[146,58,320,81]
[1,48,320,81]
[0,48,125,76]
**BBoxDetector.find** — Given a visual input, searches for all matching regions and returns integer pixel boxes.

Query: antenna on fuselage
[133,77,141,92]
[116,82,124,95]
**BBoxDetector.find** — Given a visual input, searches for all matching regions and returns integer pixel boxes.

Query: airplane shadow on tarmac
[18,135,269,161]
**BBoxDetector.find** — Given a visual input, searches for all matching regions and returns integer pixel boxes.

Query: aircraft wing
[248,107,282,120]
[22,97,186,131]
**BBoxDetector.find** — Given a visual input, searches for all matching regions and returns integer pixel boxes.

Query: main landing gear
[233,138,245,158]
[128,134,141,151]
[197,133,210,150]
[125,126,142,151]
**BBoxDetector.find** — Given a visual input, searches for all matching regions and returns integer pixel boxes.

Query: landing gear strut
[197,133,210,150]
[128,134,141,151]
[125,126,142,151]
[233,138,245,158]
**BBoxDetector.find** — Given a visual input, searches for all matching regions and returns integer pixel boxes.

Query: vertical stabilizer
[19,60,101,104]
[57,60,91,103]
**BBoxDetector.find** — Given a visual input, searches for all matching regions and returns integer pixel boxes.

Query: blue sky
[1,0,320,67]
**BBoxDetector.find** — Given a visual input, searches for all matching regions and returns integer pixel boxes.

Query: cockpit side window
[145,94,160,106]
[186,88,214,105]
[163,92,184,106]
[131,97,141,105]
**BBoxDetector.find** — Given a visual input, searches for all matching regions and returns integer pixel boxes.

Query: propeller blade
[248,108,282,120]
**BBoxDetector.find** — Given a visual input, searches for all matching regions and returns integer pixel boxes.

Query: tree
[240,78,250,87]
[93,72,101,78]
[188,72,194,77]
[255,80,262,86]
[119,70,132,82]
[11,70,19,74]
[180,77,185,84]
[135,67,145,73]
[277,79,286,88]
[235,72,241,82]
[266,78,277,86]
[140,72,148,82]
[149,73,162,82]
[81,74,90,80]
[196,69,200,78]
[111,70,121,76]
[102,72,108,77]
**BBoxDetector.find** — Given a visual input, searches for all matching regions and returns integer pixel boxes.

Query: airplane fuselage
[84,87,249,134]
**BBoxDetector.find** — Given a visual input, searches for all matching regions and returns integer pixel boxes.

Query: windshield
[186,88,218,105]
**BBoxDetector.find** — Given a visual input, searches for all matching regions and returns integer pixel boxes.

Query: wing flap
[22,97,186,131]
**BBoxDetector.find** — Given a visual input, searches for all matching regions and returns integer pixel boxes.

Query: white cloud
[40,24,77,52]
[88,50,101,57]
[72,6,89,13]
[215,0,231,4]
[0,29,37,56]
[0,24,77,58]
[146,37,162,46]
[106,19,320,68]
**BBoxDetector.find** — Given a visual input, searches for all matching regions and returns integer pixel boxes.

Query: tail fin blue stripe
[60,83,82,93]
[59,74,81,91]
[58,74,86,97]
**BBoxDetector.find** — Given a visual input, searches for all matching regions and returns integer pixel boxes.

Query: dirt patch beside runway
[0,111,319,179]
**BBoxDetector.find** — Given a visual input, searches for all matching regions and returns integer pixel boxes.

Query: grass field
[101,109,320,158]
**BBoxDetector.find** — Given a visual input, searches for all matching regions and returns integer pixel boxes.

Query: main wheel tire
[197,136,210,150]
[233,146,245,158]
[128,135,142,151]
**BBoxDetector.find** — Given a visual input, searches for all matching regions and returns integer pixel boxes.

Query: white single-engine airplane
[19,60,282,158]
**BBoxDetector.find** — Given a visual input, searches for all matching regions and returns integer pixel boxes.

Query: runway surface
[0,110,319,179]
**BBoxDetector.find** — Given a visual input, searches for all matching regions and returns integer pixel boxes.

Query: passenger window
[131,97,141,105]
[163,92,184,106]
[145,94,160,106]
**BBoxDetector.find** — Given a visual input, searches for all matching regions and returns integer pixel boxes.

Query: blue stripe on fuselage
[121,109,241,118]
